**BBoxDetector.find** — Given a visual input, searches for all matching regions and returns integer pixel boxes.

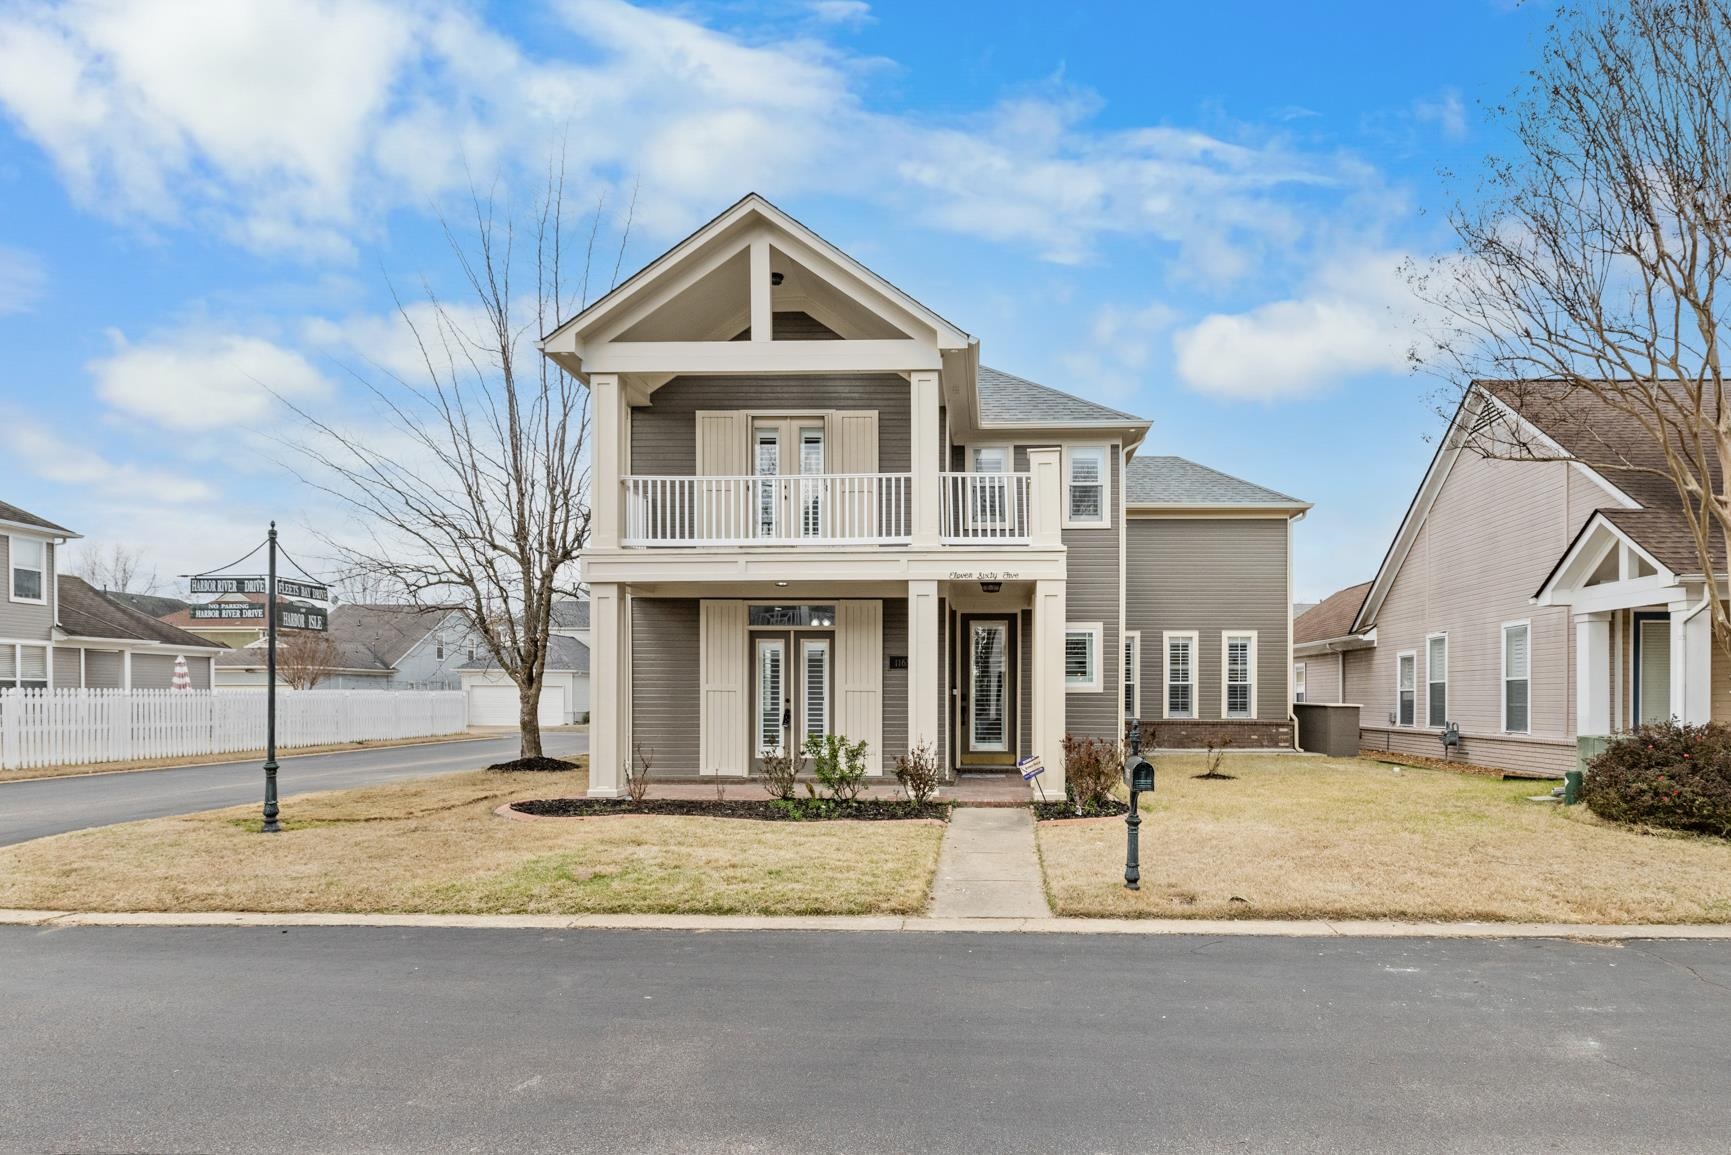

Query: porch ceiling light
[979,581,1003,594]
[775,581,789,587]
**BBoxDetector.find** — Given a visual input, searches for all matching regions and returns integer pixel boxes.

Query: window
[1223,632,1256,719]
[1064,446,1109,527]
[1294,661,1307,703]
[1064,623,1101,691]
[435,641,445,660]
[1123,631,1141,719]
[799,425,825,538]
[748,604,836,628]
[1164,631,1197,718]
[1503,622,1530,733]
[8,535,45,603]
[1396,652,1416,726]
[970,446,1010,526]
[970,446,1009,473]
[1426,634,1448,727]
[802,638,831,743]
[0,643,48,689]
[757,639,786,754]
[467,643,479,662]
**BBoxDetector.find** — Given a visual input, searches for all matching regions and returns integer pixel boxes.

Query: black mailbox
[1123,754,1155,794]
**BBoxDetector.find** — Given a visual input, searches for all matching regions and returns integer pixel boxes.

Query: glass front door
[961,616,1015,764]
[751,628,834,768]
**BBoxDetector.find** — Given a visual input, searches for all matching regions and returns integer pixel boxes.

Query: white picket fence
[0,688,469,770]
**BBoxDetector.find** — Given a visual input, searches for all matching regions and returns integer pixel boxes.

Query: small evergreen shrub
[893,741,942,805]
[1584,720,1731,838]
[804,733,870,803]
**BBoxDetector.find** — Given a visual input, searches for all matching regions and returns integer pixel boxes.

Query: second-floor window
[435,641,445,660]
[1065,446,1108,527]
[9,536,44,603]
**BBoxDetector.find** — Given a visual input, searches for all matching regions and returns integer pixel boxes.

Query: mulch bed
[1033,799,1130,821]
[488,756,582,773]
[508,797,952,822]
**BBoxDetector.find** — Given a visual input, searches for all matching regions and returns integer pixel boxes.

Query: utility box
[1294,702,1361,758]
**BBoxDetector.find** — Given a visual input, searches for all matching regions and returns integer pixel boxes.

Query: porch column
[588,582,626,798]
[1027,447,1062,549]
[907,580,940,755]
[909,371,940,547]
[1031,578,1067,795]
[590,374,622,551]
[1672,596,1713,724]
[1575,612,1611,737]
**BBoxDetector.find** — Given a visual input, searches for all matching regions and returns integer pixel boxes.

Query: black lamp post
[261,522,280,834]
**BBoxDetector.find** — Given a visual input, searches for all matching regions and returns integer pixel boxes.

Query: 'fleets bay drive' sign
[189,576,329,601]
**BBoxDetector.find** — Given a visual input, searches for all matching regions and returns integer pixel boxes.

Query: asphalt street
[0,730,587,846]
[2,926,1727,1153]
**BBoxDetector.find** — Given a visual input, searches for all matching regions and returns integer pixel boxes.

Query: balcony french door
[754,419,826,540]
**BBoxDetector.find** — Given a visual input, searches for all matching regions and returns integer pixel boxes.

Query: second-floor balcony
[621,472,1032,548]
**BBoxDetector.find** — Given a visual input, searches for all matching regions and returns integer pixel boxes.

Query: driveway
[1,927,1727,1153]
[0,731,587,847]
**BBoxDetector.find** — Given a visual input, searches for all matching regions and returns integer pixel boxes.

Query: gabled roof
[460,633,589,674]
[0,499,76,537]
[1124,456,1308,510]
[107,592,188,619]
[977,367,1146,428]
[57,576,221,649]
[213,603,458,673]
[1294,581,1373,647]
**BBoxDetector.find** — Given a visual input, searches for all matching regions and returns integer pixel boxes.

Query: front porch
[583,578,1073,799]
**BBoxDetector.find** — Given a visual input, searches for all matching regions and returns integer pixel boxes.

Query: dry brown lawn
[0,760,944,917]
[1038,753,1731,924]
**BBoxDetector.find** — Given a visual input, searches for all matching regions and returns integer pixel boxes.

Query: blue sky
[0,0,1547,599]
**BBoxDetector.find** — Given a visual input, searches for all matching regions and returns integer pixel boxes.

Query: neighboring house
[103,591,188,619]
[1318,381,1720,776]
[160,592,276,648]
[0,499,224,689]
[459,634,589,727]
[214,603,482,690]
[550,596,590,652]
[544,193,1308,797]
[1292,581,1373,706]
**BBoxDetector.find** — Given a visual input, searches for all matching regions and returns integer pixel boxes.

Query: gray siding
[631,598,700,774]
[131,653,177,690]
[1126,517,1291,723]
[883,598,908,763]
[52,647,79,688]
[630,375,912,476]
[0,536,54,641]
[1059,445,1122,740]
[391,613,487,690]
[84,649,123,688]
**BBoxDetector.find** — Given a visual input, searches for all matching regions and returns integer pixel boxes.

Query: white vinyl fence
[0,688,468,770]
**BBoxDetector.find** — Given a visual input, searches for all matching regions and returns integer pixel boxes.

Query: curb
[4,909,1731,939]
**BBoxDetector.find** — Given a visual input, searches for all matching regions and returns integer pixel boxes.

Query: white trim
[1123,629,1141,720]
[1395,649,1417,727]
[1162,630,1199,719]
[1221,630,1257,719]
[1061,444,1111,529]
[5,533,47,605]
[1064,621,1102,692]
[1536,511,1678,606]
[1501,618,1531,734]
[1425,632,1449,729]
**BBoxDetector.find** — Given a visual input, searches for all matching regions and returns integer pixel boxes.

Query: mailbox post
[1122,719,1155,890]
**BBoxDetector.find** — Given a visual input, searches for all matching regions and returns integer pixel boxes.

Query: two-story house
[543,194,1308,796]
[214,603,486,691]
[1,499,224,689]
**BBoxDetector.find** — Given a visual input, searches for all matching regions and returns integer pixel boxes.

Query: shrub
[759,745,801,800]
[624,743,653,805]
[893,741,942,805]
[804,733,870,803]
[1062,734,1122,812]
[1584,721,1731,838]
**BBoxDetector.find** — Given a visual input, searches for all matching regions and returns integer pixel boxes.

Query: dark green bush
[1583,720,1731,838]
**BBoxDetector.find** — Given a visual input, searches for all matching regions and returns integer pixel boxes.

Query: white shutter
[699,600,748,774]
[829,411,878,542]
[695,411,747,542]
[835,599,884,773]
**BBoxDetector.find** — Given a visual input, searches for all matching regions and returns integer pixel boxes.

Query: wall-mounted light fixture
[979,581,1002,594]
[770,271,785,286]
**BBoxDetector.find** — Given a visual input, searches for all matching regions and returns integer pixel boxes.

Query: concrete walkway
[926,807,1051,918]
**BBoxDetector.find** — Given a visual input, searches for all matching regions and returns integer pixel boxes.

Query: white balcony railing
[623,474,912,546]
[620,471,1035,548]
[940,472,1031,544]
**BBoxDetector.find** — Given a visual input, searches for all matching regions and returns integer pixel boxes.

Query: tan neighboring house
[1300,382,1725,776]
[1292,581,1372,706]
[543,193,1309,797]
[0,499,223,689]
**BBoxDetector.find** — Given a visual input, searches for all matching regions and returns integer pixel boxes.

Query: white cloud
[807,1,872,26]
[0,411,214,501]
[0,0,1370,273]
[1058,301,1178,400]
[1172,250,1426,400]
[1414,89,1468,141]
[90,329,334,431]
[0,245,46,313]
[301,301,507,387]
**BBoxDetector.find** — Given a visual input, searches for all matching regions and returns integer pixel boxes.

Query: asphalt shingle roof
[213,603,452,673]
[1294,581,1373,646]
[550,598,590,631]
[57,576,219,649]
[459,633,589,674]
[0,499,74,535]
[976,367,1145,427]
[1124,456,1306,508]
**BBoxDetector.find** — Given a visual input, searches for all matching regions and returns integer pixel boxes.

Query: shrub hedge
[1584,720,1731,838]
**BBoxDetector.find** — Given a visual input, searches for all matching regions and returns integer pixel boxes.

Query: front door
[959,616,1016,767]
[751,629,834,769]
[1635,613,1672,725]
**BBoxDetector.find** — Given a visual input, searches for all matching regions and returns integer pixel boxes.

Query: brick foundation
[1136,719,1294,750]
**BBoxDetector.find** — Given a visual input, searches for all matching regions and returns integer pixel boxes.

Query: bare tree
[68,542,159,595]
[1419,0,1731,648]
[276,629,340,690]
[282,163,631,760]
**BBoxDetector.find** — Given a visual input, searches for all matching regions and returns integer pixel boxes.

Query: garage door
[468,683,565,728]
